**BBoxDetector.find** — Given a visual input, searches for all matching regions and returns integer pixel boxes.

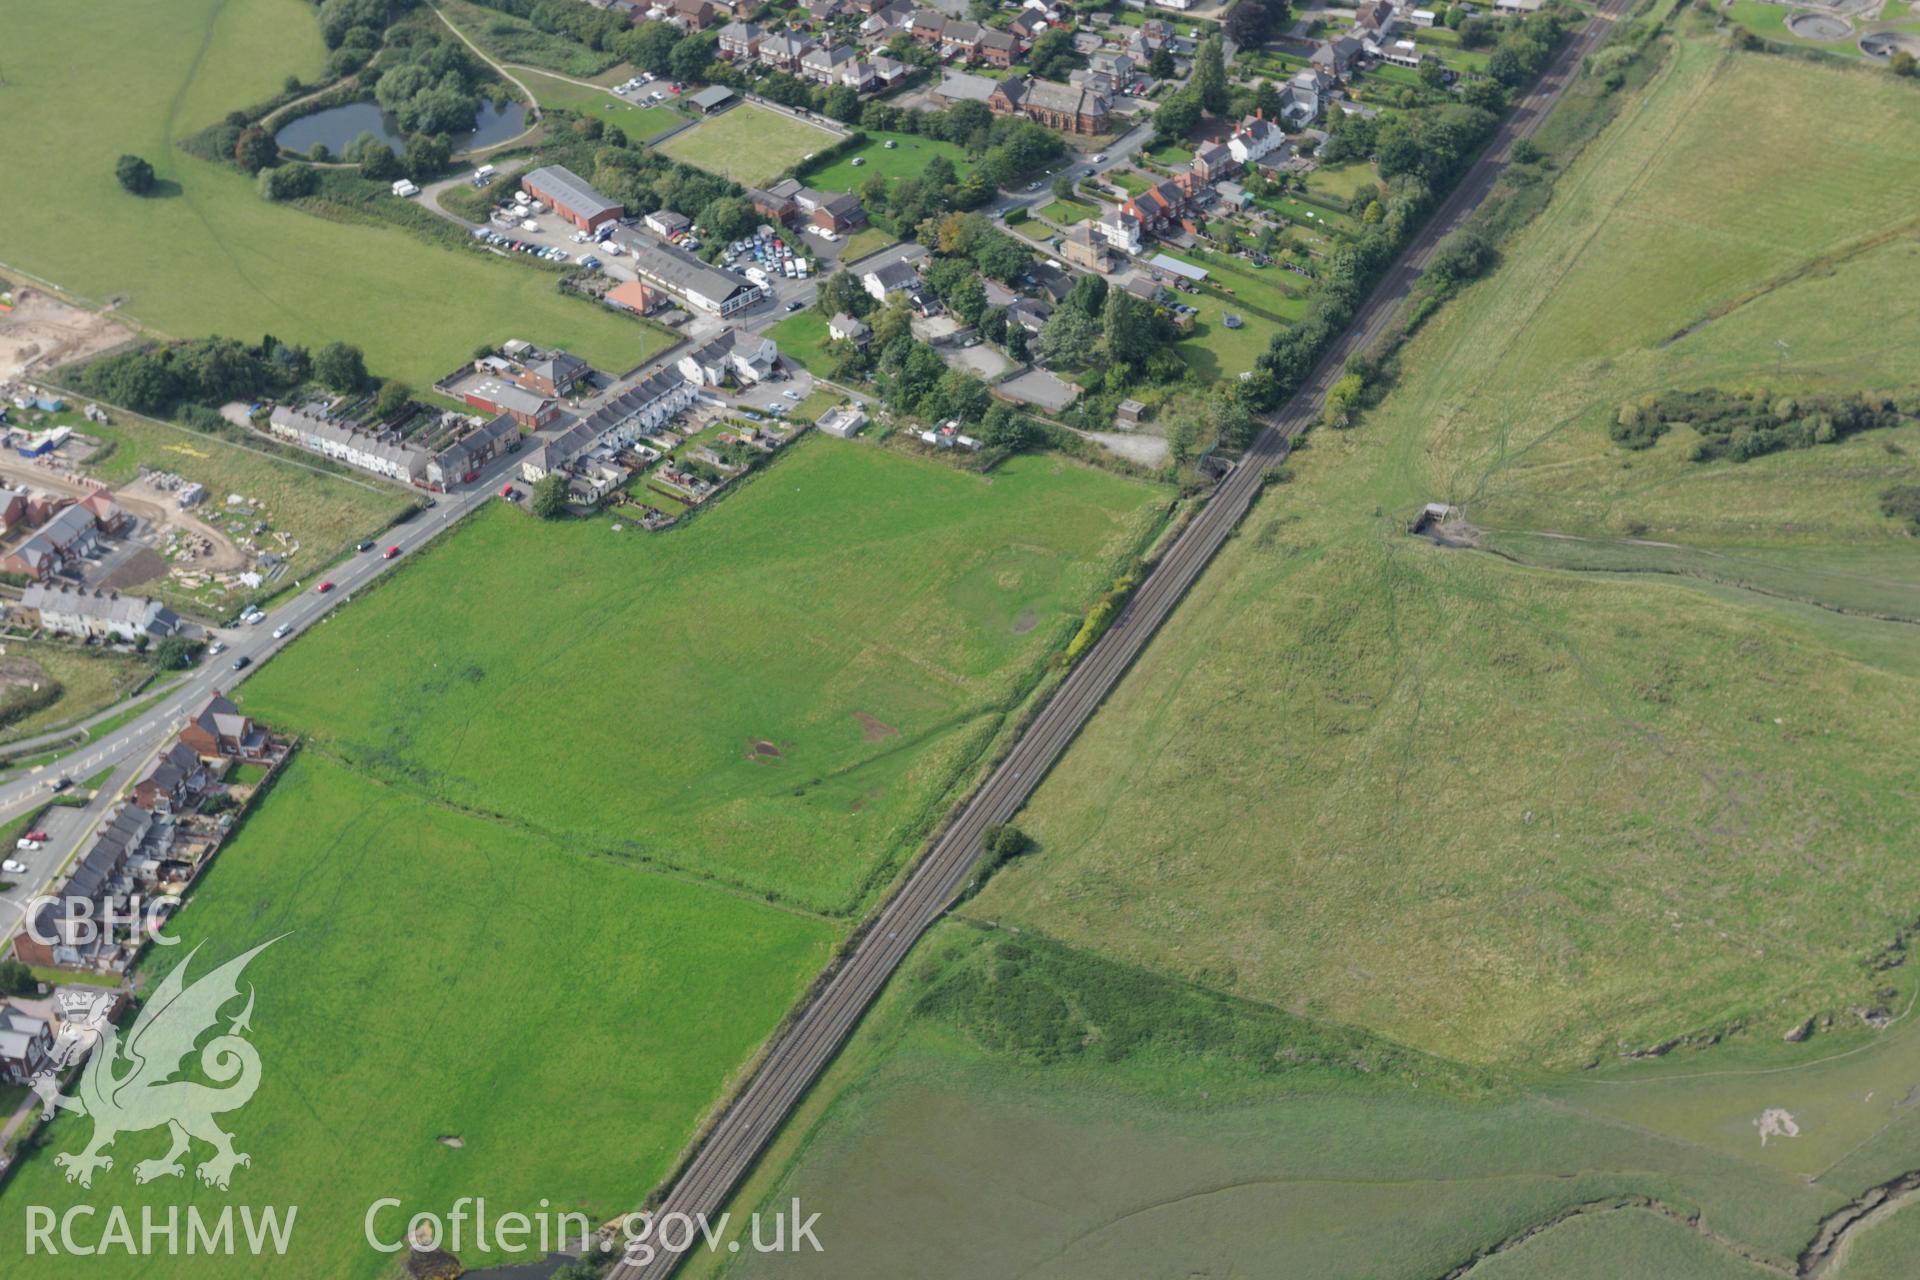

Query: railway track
[610,2,1634,1271]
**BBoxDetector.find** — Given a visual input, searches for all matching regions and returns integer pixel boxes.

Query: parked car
[25,830,49,843]
[232,655,252,671]
[2,860,28,875]
[15,839,41,851]
[383,545,401,559]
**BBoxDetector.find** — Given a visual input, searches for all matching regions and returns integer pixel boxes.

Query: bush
[1881,484,1920,533]
[259,163,321,201]
[115,154,157,195]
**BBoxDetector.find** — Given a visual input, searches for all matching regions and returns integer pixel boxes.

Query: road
[608,0,1634,1272]
[0,443,523,946]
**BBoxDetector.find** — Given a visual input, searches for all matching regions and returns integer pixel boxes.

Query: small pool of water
[274,98,526,157]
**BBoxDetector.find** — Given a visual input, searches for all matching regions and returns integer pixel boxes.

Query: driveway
[999,367,1081,413]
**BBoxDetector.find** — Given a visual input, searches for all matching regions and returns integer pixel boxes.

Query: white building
[1095,212,1143,256]
[268,405,428,484]
[677,329,781,387]
[19,584,183,642]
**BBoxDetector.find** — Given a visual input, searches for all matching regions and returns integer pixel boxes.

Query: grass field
[801,130,974,193]
[0,0,661,389]
[982,39,1920,1069]
[657,104,845,186]
[766,310,837,373]
[437,0,623,76]
[235,440,1166,916]
[1153,247,1309,379]
[0,751,834,1279]
[684,924,1887,1280]
[515,67,687,139]
[0,643,149,744]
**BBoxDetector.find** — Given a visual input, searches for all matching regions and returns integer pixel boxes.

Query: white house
[1227,114,1286,167]
[676,329,781,387]
[1095,211,1143,256]
[578,368,700,444]
[20,584,183,642]
[268,405,427,484]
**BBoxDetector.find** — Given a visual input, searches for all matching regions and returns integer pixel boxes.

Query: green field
[986,39,1920,1068]
[0,751,834,1279]
[436,0,623,77]
[801,130,974,193]
[686,924,1904,1280]
[656,104,845,186]
[0,0,663,388]
[515,67,687,140]
[766,309,837,373]
[236,440,1166,916]
[1153,248,1309,379]
[0,643,149,744]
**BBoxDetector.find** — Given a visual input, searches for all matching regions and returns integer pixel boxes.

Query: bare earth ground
[0,289,133,381]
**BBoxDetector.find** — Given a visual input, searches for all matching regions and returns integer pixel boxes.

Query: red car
[314,580,335,594]
[24,830,48,843]
[499,484,515,498]
[383,545,401,560]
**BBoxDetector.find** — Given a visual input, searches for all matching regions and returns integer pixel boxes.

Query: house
[1006,296,1053,333]
[1493,0,1543,12]
[665,0,717,28]
[613,230,769,316]
[131,741,209,815]
[862,0,914,37]
[1311,35,1365,77]
[268,405,432,483]
[1357,0,1398,33]
[1090,49,1134,81]
[1381,38,1424,68]
[862,259,922,302]
[1228,113,1286,166]
[1,504,103,581]
[801,41,860,83]
[759,31,812,69]
[604,279,662,315]
[1189,140,1236,183]
[988,75,1111,135]
[1008,11,1046,40]
[0,1005,54,1086]
[518,420,600,484]
[977,28,1019,67]
[1281,67,1334,125]
[1060,221,1114,273]
[909,8,947,42]
[576,367,699,443]
[1409,6,1438,23]
[18,584,183,643]
[179,691,273,762]
[677,328,781,386]
[804,0,849,23]
[79,488,127,535]
[458,378,560,429]
[521,165,624,232]
[828,313,871,345]
[688,84,737,113]
[1096,210,1143,255]
[1215,179,1251,210]
[939,18,984,61]
[793,185,867,233]
[717,19,764,58]
[646,209,693,238]
[512,350,592,398]
[427,414,521,488]
[1121,179,1187,234]
[749,180,799,224]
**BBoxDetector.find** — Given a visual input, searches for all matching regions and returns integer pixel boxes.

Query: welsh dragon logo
[34,938,281,1191]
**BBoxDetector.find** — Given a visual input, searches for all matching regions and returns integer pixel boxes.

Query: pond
[273,99,527,158]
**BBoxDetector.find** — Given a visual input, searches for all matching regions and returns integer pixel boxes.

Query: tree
[620,21,684,75]
[0,956,33,997]
[1037,306,1098,368]
[375,380,413,418]
[314,341,369,393]
[1891,49,1917,77]
[1152,89,1203,147]
[404,131,452,180]
[151,634,202,671]
[531,473,569,518]
[699,195,751,241]
[258,163,319,201]
[1149,45,1176,80]
[1103,290,1159,368]
[115,154,157,196]
[669,32,717,83]
[1419,57,1448,90]
[1226,0,1288,45]
[1193,35,1230,115]
[235,127,278,174]
[1254,78,1283,120]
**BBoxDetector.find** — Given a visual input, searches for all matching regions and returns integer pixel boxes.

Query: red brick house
[179,691,272,762]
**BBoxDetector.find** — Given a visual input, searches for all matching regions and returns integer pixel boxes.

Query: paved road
[609,0,1634,1272]
[0,449,520,946]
